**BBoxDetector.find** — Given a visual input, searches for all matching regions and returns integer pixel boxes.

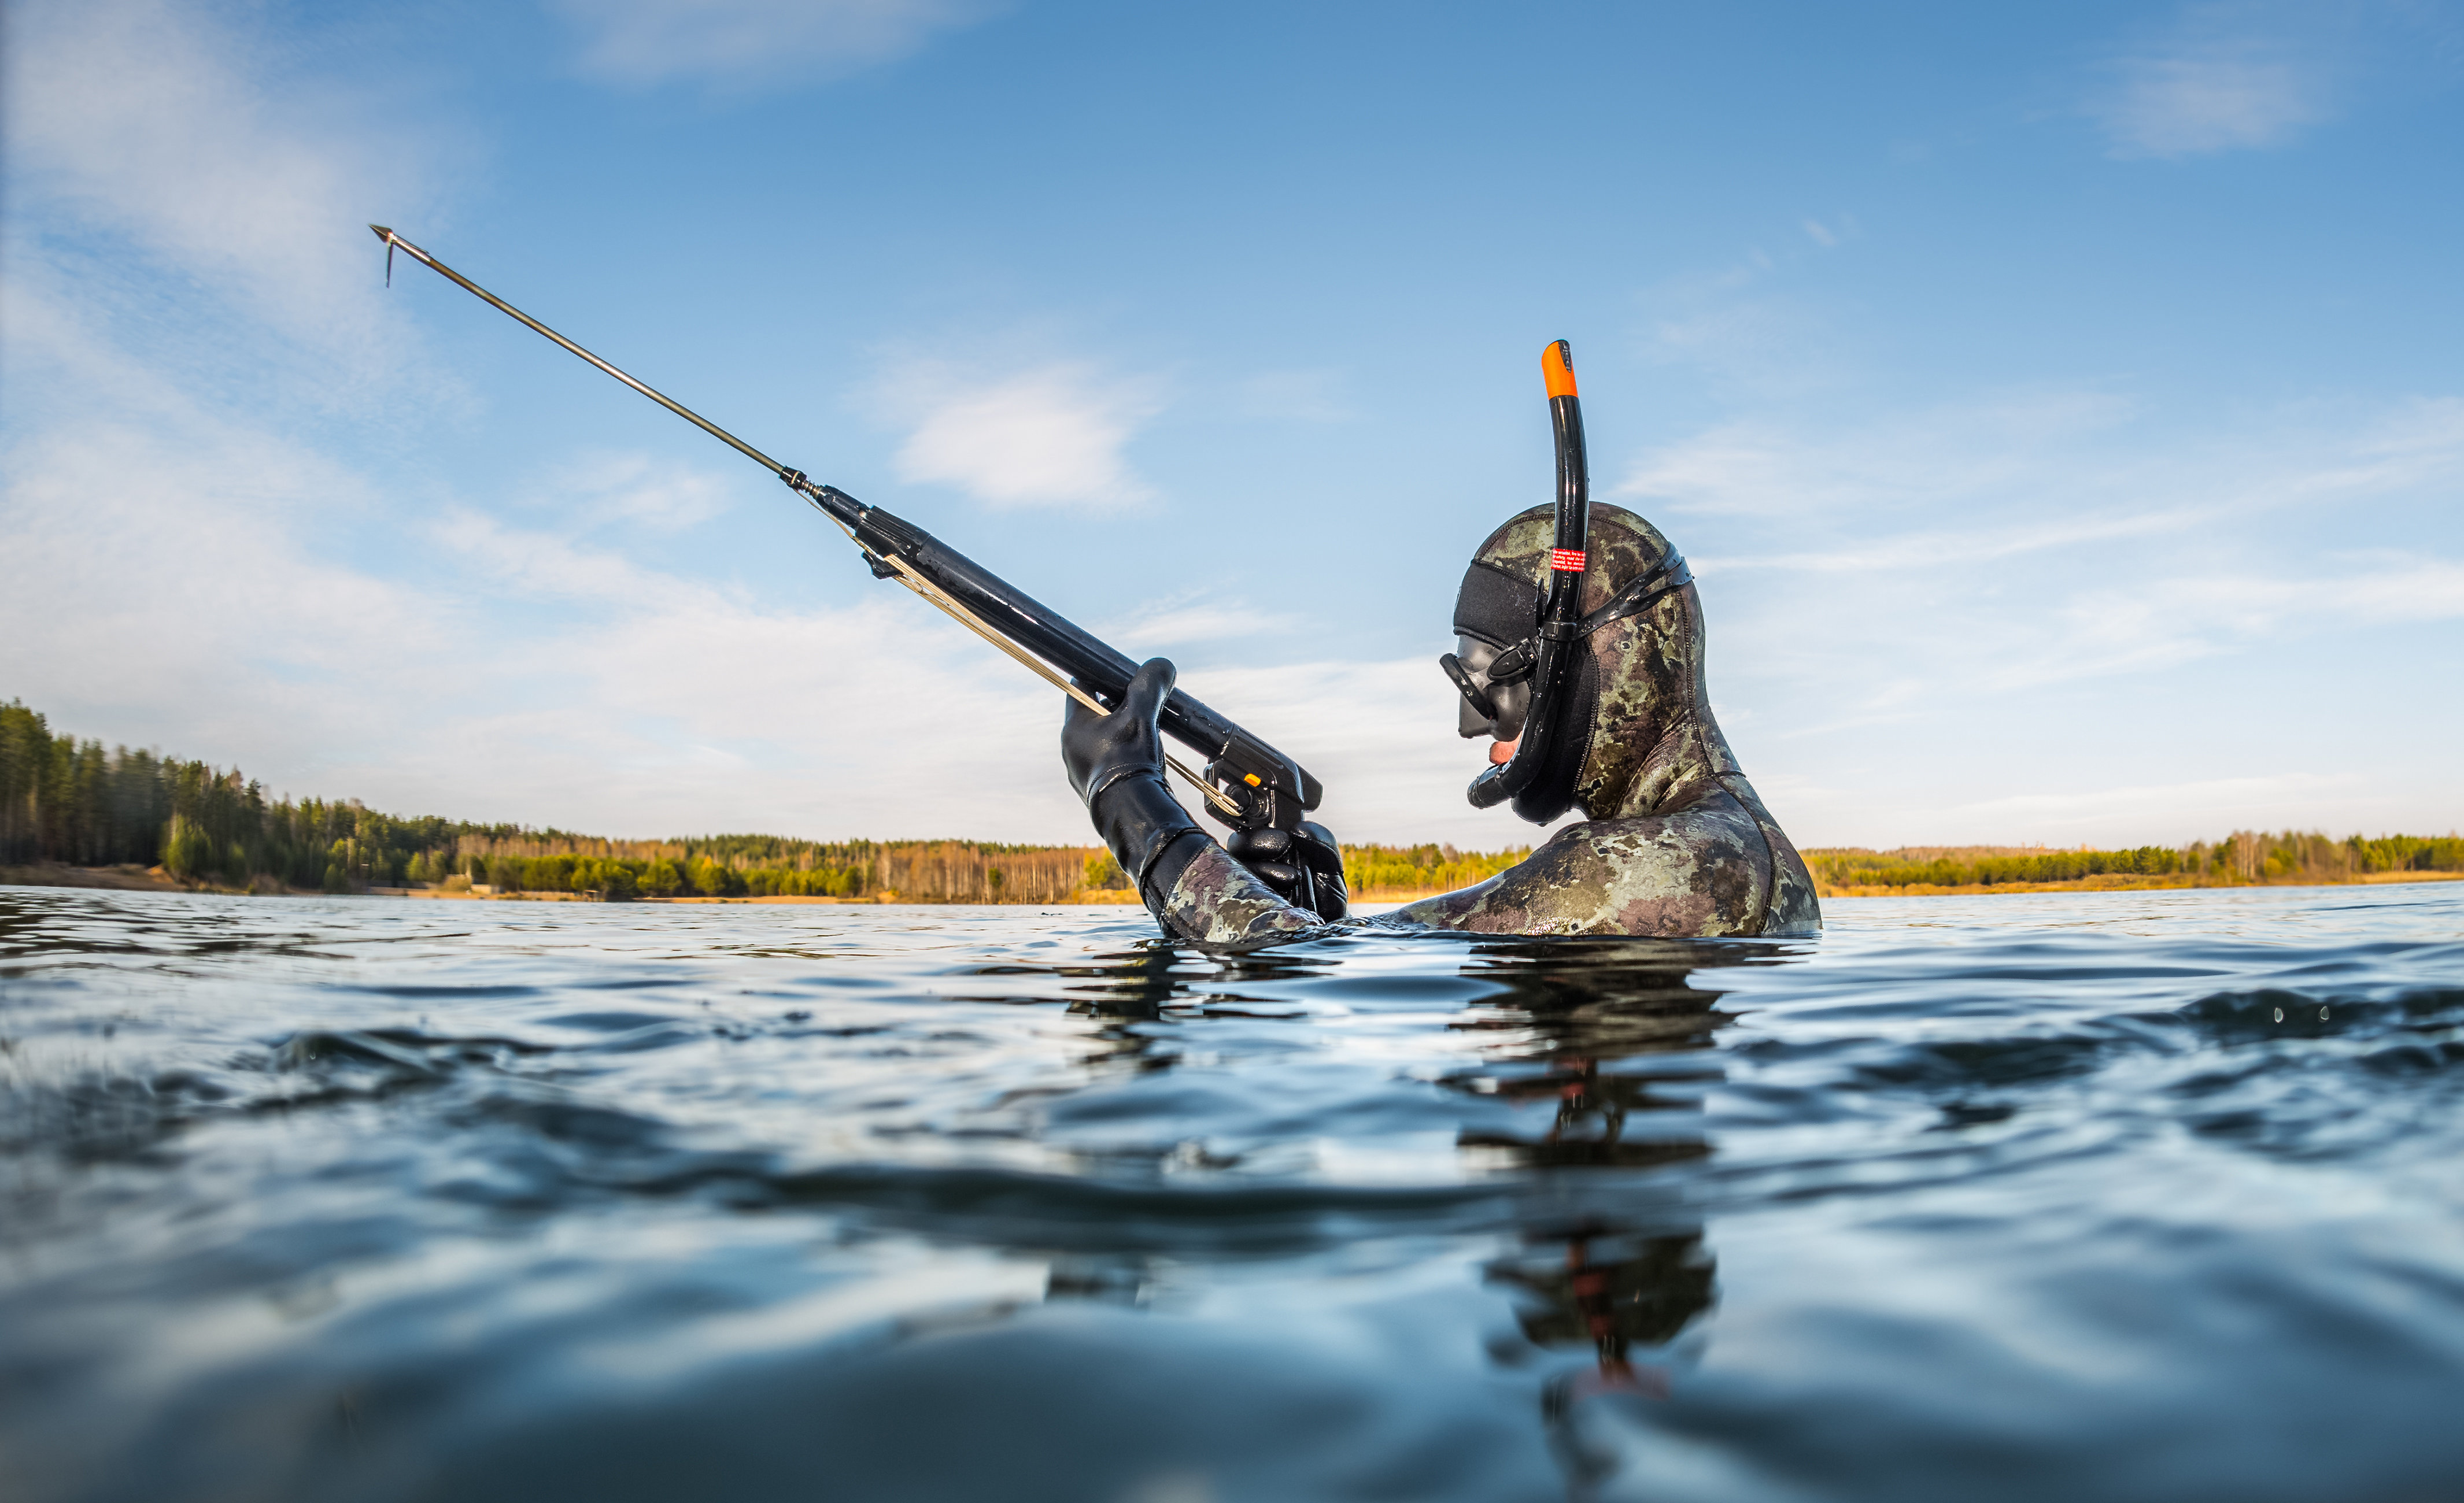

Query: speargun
[369,227,1324,860]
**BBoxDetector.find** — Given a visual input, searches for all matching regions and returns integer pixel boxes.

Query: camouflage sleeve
[1370,806,1789,937]
[1150,839,1328,947]
[1371,861,1567,934]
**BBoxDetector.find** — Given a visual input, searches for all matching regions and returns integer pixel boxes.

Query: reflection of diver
[1457,939,1745,1458]
[1453,939,1738,1171]
[1495,1230,1714,1405]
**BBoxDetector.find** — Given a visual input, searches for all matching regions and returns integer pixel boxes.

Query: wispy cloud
[1633,249,1860,401]
[553,0,1002,88]
[3,0,435,390]
[0,397,1109,839]
[1985,556,2464,690]
[1605,377,2464,847]
[1619,388,2140,522]
[434,510,677,603]
[886,362,1160,511]
[1934,773,2365,839]
[545,453,738,532]
[1100,593,1281,650]
[0,413,453,777]
[1623,390,2464,566]
[2090,9,2340,158]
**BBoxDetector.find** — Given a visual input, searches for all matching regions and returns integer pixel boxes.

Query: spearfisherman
[361,232,1816,942]
[1061,344,1820,945]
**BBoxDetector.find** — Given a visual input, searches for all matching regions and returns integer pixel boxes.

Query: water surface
[4,883,2462,1501]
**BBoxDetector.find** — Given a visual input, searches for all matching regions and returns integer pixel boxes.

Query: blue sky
[5,0,2461,850]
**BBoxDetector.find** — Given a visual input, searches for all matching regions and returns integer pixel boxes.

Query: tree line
[1343,842,1530,895]
[31,699,2438,906]
[1,700,1530,903]
[1807,831,2464,894]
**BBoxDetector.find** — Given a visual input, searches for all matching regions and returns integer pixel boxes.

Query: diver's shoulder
[1560,788,1761,843]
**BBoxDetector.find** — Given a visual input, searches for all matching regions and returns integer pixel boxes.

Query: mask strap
[1480,553,1691,686]
[1576,553,1691,636]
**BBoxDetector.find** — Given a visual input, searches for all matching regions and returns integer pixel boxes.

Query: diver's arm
[1063,658,1326,947]
[1370,828,1652,935]
[1373,863,1554,933]
[1377,802,1803,938]
[1149,841,1325,946]
[1374,831,1651,936]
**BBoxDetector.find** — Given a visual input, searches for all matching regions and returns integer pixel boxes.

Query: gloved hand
[1228,822,1349,921]
[1063,658,1204,902]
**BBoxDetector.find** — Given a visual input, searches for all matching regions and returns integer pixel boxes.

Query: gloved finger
[1228,828,1292,861]
[1121,657,1177,722]
[1296,845,1346,879]
[1248,861,1302,894]
[1292,823,1346,876]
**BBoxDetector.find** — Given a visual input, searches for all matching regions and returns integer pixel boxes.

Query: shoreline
[1820,869,2464,898]
[0,865,1147,904]
[5,864,2460,905]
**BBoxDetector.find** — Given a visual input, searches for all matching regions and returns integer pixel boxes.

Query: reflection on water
[3,884,2464,1501]
[1455,945,1732,1439]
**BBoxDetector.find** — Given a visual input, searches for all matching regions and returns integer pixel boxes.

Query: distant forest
[0,700,1521,902]
[4,700,2454,903]
[1806,832,2464,893]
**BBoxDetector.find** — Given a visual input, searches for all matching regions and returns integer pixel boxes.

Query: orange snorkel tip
[1543,339,1578,400]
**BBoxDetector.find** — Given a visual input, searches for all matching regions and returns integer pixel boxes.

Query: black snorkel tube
[1467,340,1591,813]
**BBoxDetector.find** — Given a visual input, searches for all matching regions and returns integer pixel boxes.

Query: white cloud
[2,0,436,391]
[0,393,1103,841]
[1762,760,2437,852]
[1596,378,2464,849]
[1621,390,2464,559]
[1620,388,2138,521]
[1099,593,1280,649]
[546,453,737,532]
[889,364,1159,511]
[2091,13,2336,158]
[2328,556,2464,623]
[554,0,1000,87]
[0,413,460,783]
[1932,773,2365,840]
[1982,557,2464,691]
[434,510,677,603]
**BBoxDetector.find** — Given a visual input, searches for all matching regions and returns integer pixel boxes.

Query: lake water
[3,882,2462,1502]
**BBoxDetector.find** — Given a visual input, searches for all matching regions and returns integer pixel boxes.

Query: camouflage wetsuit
[1077,504,1820,948]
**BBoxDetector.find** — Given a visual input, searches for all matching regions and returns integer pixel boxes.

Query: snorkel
[1466,340,1591,816]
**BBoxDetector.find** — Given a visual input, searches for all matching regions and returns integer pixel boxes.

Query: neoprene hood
[1449,503,1699,825]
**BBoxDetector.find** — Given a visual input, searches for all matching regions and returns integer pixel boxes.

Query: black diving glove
[1063,658,1207,909]
[1227,823,1349,921]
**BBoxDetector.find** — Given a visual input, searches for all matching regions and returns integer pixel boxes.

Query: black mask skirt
[1453,560,1599,824]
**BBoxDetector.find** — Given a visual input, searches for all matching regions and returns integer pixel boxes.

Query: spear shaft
[372,227,790,477]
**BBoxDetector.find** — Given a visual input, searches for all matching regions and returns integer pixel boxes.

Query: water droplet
[2273,1008,2284,1023]
[2319,1007,2329,1021]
